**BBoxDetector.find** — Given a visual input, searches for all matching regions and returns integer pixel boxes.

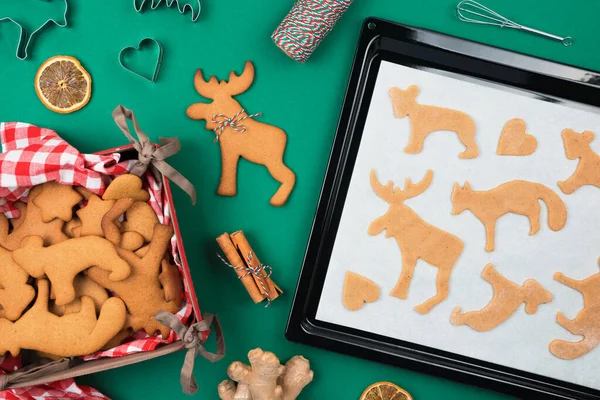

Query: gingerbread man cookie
[451,264,552,332]
[88,224,181,338]
[12,235,131,306]
[0,280,126,357]
[558,129,600,194]
[496,118,538,156]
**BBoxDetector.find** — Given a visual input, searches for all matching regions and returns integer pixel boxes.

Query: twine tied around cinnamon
[112,105,197,204]
[217,251,274,306]
[212,109,261,142]
[154,312,225,395]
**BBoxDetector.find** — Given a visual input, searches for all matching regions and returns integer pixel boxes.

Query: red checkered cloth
[0,122,134,218]
[0,379,109,400]
[0,121,195,396]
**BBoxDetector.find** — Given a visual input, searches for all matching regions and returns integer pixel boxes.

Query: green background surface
[0,0,596,398]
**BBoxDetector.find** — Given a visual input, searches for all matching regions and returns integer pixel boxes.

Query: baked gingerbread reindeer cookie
[186,61,296,206]
[550,260,600,360]
[558,129,600,194]
[369,169,464,314]
[451,264,552,332]
[389,85,479,159]
[452,180,567,252]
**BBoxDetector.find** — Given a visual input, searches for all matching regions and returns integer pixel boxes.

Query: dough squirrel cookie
[186,61,296,206]
[451,264,552,332]
[102,174,150,202]
[12,235,131,306]
[76,194,116,237]
[32,181,82,222]
[87,224,181,338]
[496,118,537,156]
[389,85,479,159]
[558,129,600,194]
[550,264,600,360]
[0,185,68,250]
[50,275,109,316]
[120,201,159,242]
[0,247,35,321]
[452,180,567,252]
[0,280,126,357]
[343,271,380,311]
[369,169,464,314]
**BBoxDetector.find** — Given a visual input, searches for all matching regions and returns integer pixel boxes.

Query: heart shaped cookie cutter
[118,37,163,83]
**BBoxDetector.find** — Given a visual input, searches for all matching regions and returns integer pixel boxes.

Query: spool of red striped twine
[271,0,354,63]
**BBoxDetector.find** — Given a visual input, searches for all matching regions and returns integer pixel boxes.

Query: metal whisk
[457,0,572,46]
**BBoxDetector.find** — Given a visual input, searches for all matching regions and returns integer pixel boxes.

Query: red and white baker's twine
[212,109,261,142]
[217,251,274,306]
[271,0,354,63]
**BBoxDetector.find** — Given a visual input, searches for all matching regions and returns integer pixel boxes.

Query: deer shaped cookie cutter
[186,61,296,206]
[369,169,464,314]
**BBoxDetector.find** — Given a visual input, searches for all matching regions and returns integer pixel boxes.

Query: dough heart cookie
[496,118,537,156]
[343,271,380,311]
[103,174,150,202]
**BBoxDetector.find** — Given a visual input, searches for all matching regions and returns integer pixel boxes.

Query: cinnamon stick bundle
[216,231,282,304]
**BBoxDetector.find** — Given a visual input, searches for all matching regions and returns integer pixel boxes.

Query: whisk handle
[520,25,573,46]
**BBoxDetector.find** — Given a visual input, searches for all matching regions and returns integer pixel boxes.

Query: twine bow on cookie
[212,109,261,142]
[112,105,197,204]
[154,312,225,395]
[217,251,274,306]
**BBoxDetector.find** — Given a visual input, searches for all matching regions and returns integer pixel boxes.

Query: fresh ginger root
[218,348,314,400]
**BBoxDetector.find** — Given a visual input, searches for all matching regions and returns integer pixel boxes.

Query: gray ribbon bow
[112,105,197,205]
[0,358,71,390]
[154,311,225,395]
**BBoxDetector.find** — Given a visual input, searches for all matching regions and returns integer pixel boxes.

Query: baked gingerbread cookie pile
[341,84,600,360]
[0,174,183,359]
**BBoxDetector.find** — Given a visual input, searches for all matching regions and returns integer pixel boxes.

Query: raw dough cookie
[0,280,126,357]
[32,181,82,222]
[496,118,537,156]
[12,235,131,306]
[343,271,380,311]
[451,264,552,332]
[186,61,296,206]
[558,129,600,194]
[389,85,478,159]
[550,265,600,360]
[102,174,150,202]
[0,247,35,321]
[88,224,181,338]
[452,180,566,252]
[369,169,464,314]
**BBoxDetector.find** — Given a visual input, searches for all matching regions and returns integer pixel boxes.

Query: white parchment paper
[316,61,600,390]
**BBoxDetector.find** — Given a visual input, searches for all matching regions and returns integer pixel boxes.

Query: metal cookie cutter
[0,0,69,60]
[133,0,202,22]
[118,37,163,83]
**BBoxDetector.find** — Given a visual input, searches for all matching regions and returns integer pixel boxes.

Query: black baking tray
[286,17,600,400]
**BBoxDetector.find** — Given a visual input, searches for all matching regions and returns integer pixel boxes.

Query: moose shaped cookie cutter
[0,0,69,60]
[186,61,296,206]
[134,0,202,22]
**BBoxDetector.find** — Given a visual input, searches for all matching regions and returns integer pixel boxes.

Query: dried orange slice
[360,381,413,400]
[35,56,92,114]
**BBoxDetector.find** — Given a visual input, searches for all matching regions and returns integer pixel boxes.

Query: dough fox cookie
[369,170,464,314]
[0,280,126,358]
[343,272,380,311]
[451,264,552,332]
[496,118,537,156]
[88,224,181,338]
[558,129,600,194]
[12,235,131,306]
[452,180,567,252]
[389,85,478,159]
